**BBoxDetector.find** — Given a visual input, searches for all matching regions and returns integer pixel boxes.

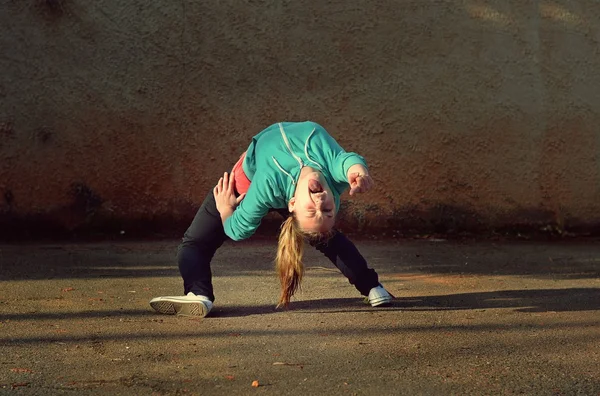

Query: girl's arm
[214,173,273,241]
[315,127,372,192]
[213,172,246,223]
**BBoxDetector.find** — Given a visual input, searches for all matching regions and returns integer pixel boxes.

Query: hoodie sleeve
[317,128,368,185]
[331,151,368,184]
[223,174,275,241]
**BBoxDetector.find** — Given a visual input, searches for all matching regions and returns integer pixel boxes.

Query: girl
[150,121,392,317]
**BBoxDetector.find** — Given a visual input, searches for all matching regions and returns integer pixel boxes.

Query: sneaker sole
[370,297,393,307]
[150,300,209,317]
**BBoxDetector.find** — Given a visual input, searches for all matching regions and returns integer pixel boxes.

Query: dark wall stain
[70,182,102,217]
[35,0,66,18]
[333,203,591,240]
[4,190,14,207]
[1,204,599,242]
[0,121,14,139]
[35,126,53,144]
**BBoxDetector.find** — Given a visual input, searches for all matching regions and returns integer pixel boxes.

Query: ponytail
[275,216,305,308]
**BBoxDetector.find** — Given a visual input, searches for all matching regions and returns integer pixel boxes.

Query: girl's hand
[347,164,374,196]
[213,172,246,220]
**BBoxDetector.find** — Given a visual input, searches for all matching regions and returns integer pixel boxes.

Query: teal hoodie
[224,121,368,241]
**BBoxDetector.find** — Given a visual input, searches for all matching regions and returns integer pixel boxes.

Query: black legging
[177,190,380,302]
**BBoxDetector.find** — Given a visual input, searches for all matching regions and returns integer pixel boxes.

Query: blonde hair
[275,215,333,308]
[275,216,304,308]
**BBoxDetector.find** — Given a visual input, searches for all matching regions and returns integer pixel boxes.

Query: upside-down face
[288,170,336,233]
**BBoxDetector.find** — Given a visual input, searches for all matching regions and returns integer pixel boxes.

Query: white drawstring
[303,127,323,170]
[278,123,304,167]
[273,123,323,185]
[272,156,296,185]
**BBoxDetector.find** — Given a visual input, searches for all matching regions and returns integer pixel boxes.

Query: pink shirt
[232,152,251,194]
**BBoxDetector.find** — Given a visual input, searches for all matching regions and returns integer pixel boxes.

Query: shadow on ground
[2,288,598,324]
[1,287,599,346]
[216,287,600,315]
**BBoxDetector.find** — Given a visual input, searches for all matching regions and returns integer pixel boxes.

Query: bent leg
[310,230,380,296]
[177,190,228,302]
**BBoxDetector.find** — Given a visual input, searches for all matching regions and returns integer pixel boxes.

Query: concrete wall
[1,0,599,239]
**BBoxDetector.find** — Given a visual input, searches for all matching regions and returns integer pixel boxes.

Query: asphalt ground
[1,239,599,395]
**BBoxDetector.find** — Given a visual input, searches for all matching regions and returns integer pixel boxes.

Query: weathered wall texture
[1,0,599,239]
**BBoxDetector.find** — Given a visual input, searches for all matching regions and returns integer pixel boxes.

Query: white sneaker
[368,286,393,307]
[149,292,213,317]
